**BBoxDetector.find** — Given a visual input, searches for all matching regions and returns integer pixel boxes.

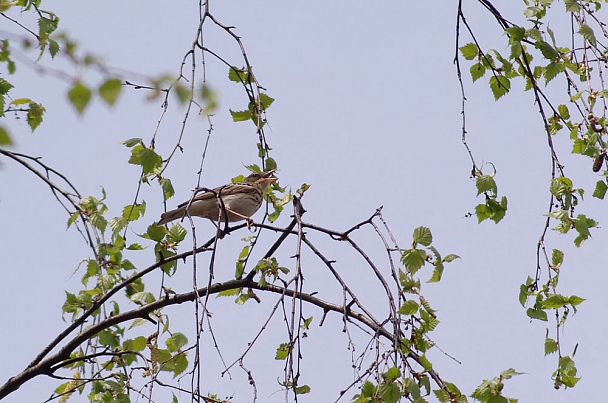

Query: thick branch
[0,278,444,399]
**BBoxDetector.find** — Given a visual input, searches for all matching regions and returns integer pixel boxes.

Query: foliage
[456,0,608,389]
[1,0,606,401]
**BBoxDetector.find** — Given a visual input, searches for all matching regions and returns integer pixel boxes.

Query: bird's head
[245,169,277,187]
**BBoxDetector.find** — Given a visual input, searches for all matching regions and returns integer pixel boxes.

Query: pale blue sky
[1,1,606,402]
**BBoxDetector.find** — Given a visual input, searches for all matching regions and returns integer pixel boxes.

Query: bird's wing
[175,183,257,208]
[176,186,222,208]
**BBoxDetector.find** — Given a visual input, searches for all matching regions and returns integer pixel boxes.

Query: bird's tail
[158,207,186,225]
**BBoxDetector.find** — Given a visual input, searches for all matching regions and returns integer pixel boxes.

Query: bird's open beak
[262,170,277,184]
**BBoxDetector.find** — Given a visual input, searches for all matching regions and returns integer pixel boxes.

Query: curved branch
[0,277,445,400]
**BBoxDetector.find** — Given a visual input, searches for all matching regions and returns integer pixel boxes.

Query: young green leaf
[275,342,291,360]
[228,66,250,83]
[0,126,12,145]
[398,300,420,315]
[536,41,559,60]
[412,226,432,246]
[25,102,45,131]
[489,75,511,100]
[98,78,122,106]
[68,82,92,114]
[166,332,188,352]
[230,109,251,122]
[564,0,580,12]
[551,249,564,268]
[401,248,427,274]
[578,24,596,47]
[476,175,497,196]
[470,63,486,82]
[526,307,548,321]
[122,137,143,147]
[459,43,479,60]
[592,180,607,199]
[294,385,311,395]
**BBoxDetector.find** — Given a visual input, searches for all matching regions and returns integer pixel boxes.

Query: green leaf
[578,24,596,46]
[144,223,166,242]
[275,342,290,360]
[487,396,508,403]
[546,209,569,221]
[398,300,420,315]
[592,180,607,199]
[419,355,433,371]
[519,285,529,307]
[401,248,427,274]
[564,0,580,12]
[259,92,275,110]
[174,83,192,104]
[459,43,479,60]
[85,259,100,282]
[67,211,80,228]
[166,332,188,352]
[536,41,559,60]
[568,295,585,307]
[526,307,548,321]
[98,78,122,105]
[476,196,507,224]
[301,316,313,330]
[166,224,187,243]
[229,109,251,122]
[378,382,401,403]
[413,226,432,246]
[404,378,421,399]
[361,380,377,397]
[557,104,570,120]
[90,213,107,232]
[0,126,12,145]
[475,203,490,223]
[115,394,130,403]
[573,214,597,247]
[551,249,563,267]
[433,388,450,402]
[500,368,523,379]
[428,262,444,283]
[544,61,564,84]
[509,42,523,59]
[470,63,486,82]
[122,137,143,147]
[228,66,250,83]
[506,25,526,42]
[26,102,45,131]
[489,75,510,100]
[295,385,311,395]
[128,145,162,175]
[550,176,572,196]
[38,15,58,37]
[443,254,460,262]
[48,39,60,58]
[122,202,146,221]
[476,175,497,196]
[0,77,14,94]
[98,330,119,347]
[166,353,188,378]
[68,82,92,114]
[217,288,241,297]
[160,177,175,201]
[541,294,568,309]
[129,291,155,305]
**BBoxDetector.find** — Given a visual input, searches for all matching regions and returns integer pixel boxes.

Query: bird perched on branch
[157,170,277,225]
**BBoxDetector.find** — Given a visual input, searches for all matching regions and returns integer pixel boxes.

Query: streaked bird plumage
[158,171,276,225]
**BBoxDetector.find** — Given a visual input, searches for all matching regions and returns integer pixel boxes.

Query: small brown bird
[158,170,277,225]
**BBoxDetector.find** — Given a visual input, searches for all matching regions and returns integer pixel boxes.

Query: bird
[157,170,277,225]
